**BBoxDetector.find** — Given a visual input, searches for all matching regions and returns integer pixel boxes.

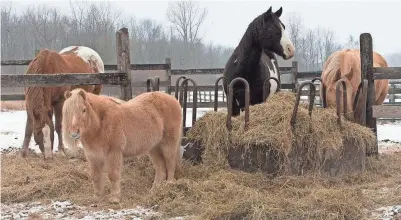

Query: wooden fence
[1,30,401,115]
[359,33,401,155]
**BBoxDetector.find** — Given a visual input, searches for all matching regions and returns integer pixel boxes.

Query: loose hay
[1,91,395,219]
[186,91,376,175]
[2,152,401,219]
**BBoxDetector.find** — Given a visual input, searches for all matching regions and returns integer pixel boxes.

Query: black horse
[223,6,295,116]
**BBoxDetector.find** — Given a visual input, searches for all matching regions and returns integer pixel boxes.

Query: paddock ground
[1,101,401,220]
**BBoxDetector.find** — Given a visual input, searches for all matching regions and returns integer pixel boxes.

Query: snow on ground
[1,109,400,154]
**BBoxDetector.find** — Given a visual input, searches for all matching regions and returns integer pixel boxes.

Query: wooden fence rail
[360,33,401,156]
[1,73,128,88]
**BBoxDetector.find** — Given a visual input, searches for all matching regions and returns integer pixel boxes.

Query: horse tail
[24,49,52,126]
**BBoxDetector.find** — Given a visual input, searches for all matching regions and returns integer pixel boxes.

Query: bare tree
[345,35,359,49]
[166,0,207,44]
[286,12,304,52]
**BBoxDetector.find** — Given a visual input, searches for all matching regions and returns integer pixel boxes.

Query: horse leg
[106,151,123,204]
[21,112,34,157]
[43,108,55,159]
[148,146,167,189]
[33,127,45,157]
[42,122,54,160]
[160,137,180,182]
[54,101,66,154]
[231,88,244,117]
[88,156,106,203]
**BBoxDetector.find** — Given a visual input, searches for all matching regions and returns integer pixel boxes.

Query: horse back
[114,92,182,156]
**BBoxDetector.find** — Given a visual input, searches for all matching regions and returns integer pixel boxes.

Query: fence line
[360,33,401,155]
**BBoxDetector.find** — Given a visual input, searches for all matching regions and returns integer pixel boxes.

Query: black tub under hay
[183,91,376,177]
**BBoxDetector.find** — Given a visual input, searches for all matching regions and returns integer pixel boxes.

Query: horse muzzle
[283,44,295,60]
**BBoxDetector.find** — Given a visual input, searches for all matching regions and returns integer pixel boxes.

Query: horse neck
[235,23,262,72]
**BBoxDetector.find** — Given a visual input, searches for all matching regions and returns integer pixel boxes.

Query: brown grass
[1,101,26,111]
[1,152,401,220]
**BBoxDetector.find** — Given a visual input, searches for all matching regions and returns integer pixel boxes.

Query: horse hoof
[20,150,27,157]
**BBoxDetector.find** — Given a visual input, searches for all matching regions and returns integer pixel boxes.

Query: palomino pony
[21,46,105,159]
[62,89,183,204]
[223,6,295,116]
[321,48,389,121]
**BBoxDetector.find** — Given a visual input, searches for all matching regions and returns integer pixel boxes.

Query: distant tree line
[2,1,400,73]
[1,1,233,70]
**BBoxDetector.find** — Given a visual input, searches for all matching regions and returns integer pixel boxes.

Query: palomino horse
[21,46,105,159]
[223,6,295,116]
[320,49,389,121]
[62,89,183,204]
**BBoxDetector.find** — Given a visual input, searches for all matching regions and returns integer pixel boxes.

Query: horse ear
[274,7,283,17]
[64,90,72,99]
[264,6,273,19]
[78,90,86,100]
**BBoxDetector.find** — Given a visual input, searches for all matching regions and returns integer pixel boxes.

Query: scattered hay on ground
[2,151,401,220]
[0,91,395,219]
[186,91,376,173]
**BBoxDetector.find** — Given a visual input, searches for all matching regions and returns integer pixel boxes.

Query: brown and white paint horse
[320,48,389,121]
[21,46,105,159]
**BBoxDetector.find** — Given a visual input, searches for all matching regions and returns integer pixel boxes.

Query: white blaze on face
[267,59,279,100]
[279,24,295,59]
[42,124,53,159]
[59,46,105,73]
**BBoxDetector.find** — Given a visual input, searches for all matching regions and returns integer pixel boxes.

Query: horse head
[62,89,92,148]
[255,6,295,60]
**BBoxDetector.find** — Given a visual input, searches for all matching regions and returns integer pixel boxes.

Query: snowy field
[0,108,400,154]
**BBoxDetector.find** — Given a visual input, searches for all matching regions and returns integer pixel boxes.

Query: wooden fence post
[291,61,298,93]
[360,33,378,156]
[165,57,171,94]
[116,27,132,101]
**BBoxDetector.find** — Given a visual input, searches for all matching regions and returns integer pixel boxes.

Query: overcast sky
[4,0,401,55]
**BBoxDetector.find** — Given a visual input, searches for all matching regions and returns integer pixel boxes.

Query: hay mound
[186,91,376,174]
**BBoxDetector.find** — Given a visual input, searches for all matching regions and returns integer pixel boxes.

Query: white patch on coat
[279,24,295,59]
[180,142,193,160]
[59,46,105,73]
[267,59,279,100]
[42,124,53,159]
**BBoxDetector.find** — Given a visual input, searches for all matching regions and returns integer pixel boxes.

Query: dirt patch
[2,151,401,220]
[1,101,26,111]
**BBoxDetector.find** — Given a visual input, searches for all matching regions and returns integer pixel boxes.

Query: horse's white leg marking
[59,46,105,73]
[267,59,279,100]
[280,24,295,59]
[42,124,53,159]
